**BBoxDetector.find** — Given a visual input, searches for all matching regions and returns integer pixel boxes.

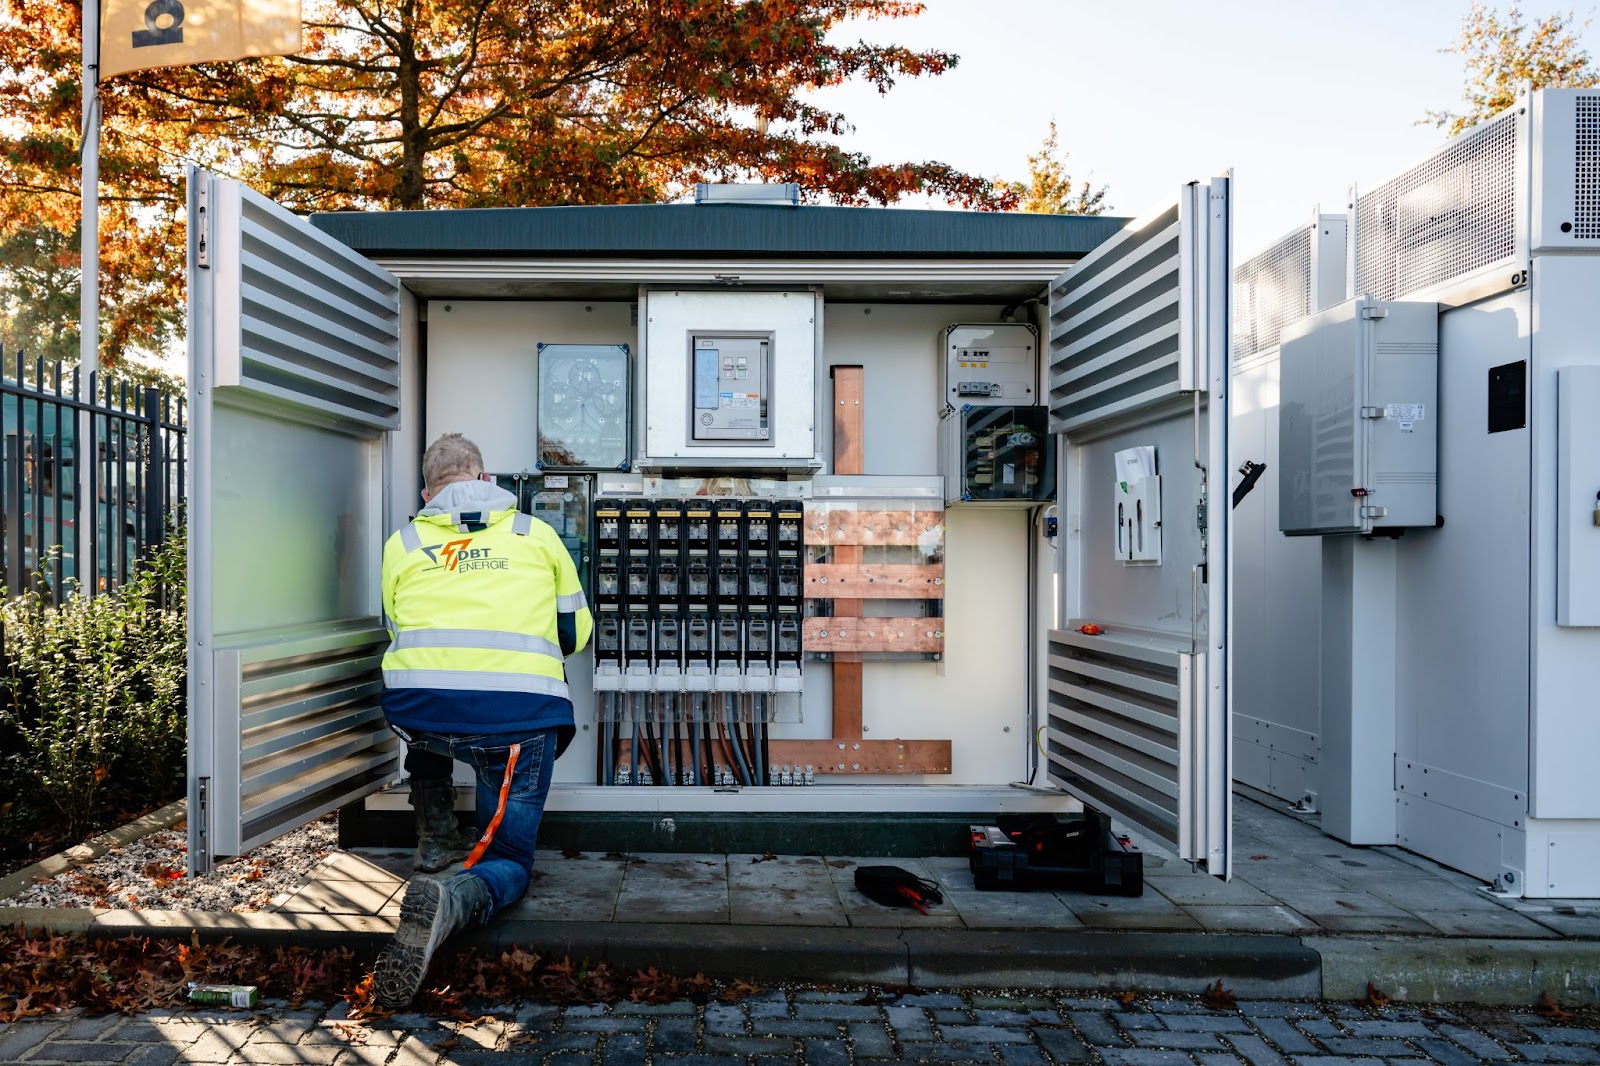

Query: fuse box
[939,405,1053,506]
[590,493,804,695]
[939,322,1039,408]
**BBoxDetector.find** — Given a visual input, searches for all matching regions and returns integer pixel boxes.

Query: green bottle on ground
[186,982,259,1008]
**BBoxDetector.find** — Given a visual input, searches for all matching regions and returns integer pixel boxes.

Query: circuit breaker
[939,405,1053,505]
[939,323,1039,407]
[692,335,771,441]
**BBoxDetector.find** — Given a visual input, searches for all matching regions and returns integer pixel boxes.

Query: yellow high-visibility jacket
[380,481,591,746]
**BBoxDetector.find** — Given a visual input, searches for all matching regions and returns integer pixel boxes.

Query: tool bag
[853,865,944,914]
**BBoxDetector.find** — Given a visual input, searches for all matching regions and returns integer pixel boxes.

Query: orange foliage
[0,1,1012,365]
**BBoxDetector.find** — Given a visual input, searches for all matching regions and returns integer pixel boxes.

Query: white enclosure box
[640,289,820,468]
[936,323,1049,505]
[938,322,1039,408]
[1278,297,1439,536]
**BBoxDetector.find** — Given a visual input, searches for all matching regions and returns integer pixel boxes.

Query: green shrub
[0,530,187,840]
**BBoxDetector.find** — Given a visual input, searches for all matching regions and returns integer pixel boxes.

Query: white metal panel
[1045,179,1232,876]
[1228,218,1343,805]
[424,301,634,474]
[641,290,819,466]
[1529,255,1600,820]
[1230,355,1321,803]
[1556,366,1600,625]
[1393,290,1531,883]
[187,168,401,874]
[1530,89,1600,252]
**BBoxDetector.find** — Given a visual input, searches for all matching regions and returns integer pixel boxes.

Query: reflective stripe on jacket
[380,501,592,736]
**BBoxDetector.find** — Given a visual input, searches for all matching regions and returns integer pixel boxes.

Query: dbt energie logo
[421,539,507,573]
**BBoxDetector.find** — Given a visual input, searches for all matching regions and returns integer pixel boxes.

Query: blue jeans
[387,724,560,921]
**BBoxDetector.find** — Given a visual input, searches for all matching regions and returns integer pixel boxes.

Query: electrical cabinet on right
[937,323,1052,505]
[1278,297,1439,536]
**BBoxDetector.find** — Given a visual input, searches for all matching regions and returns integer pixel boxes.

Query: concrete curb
[0,799,188,903]
[6,905,1599,1005]
[1311,935,1600,1006]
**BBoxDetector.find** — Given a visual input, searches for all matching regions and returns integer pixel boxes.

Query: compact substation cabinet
[937,323,1053,505]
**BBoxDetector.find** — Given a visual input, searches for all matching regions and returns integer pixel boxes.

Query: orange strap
[462,742,520,869]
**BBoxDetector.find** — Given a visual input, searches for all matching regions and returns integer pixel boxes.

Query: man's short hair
[422,433,484,494]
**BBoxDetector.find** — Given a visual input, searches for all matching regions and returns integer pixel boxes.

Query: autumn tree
[1009,121,1108,216]
[0,0,1015,367]
[1426,2,1599,134]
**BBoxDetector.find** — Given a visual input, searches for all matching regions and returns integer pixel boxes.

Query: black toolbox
[969,811,1143,896]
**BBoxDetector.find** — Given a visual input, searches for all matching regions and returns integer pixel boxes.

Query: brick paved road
[2,990,1597,1065]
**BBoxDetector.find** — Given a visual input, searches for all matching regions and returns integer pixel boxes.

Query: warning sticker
[1385,403,1425,420]
[731,393,760,409]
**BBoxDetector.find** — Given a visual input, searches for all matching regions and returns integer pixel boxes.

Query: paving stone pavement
[2,991,1597,1065]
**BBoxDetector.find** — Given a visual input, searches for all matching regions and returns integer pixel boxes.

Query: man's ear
[420,487,432,504]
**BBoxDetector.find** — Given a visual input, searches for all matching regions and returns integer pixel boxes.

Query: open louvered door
[1044,179,1233,877]
[186,168,408,874]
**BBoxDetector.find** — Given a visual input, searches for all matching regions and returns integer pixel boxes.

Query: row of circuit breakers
[592,498,804,692]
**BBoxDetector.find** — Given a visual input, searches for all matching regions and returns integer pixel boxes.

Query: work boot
[374,872,492,1009]
[410,778,476,873]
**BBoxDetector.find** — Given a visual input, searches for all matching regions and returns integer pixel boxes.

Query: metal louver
[1047,204,1182,436]
[188,168,402,874]
[1233,226,1312,361]
[1352,109,1522,299]
[211,182,402,431]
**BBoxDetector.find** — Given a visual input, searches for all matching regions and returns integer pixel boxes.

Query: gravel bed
[0,817,337,913]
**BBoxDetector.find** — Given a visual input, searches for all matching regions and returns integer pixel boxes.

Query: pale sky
[810,0,1596,253]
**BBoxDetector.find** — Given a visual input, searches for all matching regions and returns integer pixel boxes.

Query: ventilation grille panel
[1354,110,1520,299]
[1045,628,1185,849]
[1047,204,1182,436]
[1576,96,1600,239]
[1233,226,1312,361]
[228,186,402,432]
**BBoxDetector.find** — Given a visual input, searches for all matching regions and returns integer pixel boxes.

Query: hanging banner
[101,0,302,79]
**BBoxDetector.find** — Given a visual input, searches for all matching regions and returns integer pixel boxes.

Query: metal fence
[0,345,187,603]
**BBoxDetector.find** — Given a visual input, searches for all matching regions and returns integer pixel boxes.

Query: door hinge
[195,776,211,871]
[1360,406,1384,419]
[1361,306,1388,320]
[196,181,210,269]
[1360,505,1388,519]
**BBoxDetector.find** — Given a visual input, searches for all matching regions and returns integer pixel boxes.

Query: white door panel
[187,167,403,874]
[1045,180,1233,876]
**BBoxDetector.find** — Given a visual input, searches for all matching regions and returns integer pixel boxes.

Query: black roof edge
[309,203,1129,260]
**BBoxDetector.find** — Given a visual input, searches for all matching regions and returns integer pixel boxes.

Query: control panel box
[642,289,820,467]
[1278,296,1439,535]
[939,323,1039,410]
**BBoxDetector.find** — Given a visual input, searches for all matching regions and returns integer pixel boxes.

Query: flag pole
[80,0,100,588]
